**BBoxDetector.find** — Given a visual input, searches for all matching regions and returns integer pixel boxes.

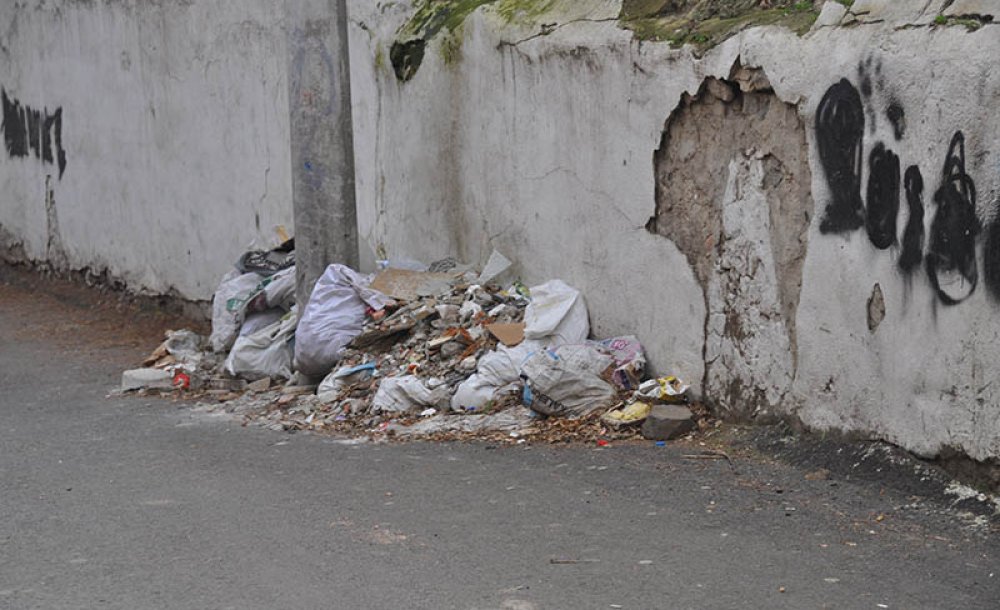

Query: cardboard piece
[486,322,525,347]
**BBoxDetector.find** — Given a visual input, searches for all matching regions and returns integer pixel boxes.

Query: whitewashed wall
[0,0,293,299]
[347,0,1000,460]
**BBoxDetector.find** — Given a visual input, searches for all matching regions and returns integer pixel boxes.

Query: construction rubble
[120,242,711,445]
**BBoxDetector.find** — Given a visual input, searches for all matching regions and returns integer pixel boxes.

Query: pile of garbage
[120,242,706,444]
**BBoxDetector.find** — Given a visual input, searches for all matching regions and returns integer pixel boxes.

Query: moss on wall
[389,0,821,81]
[494,0,559,24]
[391,0,498,81]
[619,0,819,49]
[439,25,465,64]
[399,0,499,40]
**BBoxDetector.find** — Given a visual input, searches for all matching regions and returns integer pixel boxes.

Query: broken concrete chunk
[459,300,482,321]
[705,78,735,103]
[435,303,460,323]
[206,377,248,392]
[640,405,695,441]
[731,65,772,93]
[247,377,272,393]
[121,368,174,392]
[369,268,457,301]
[440,342,464,358]
[813,1,847,29]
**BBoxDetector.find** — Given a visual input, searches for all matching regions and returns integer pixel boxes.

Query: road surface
[1,269,997,609]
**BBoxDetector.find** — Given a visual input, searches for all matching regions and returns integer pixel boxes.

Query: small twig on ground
[683,449,738,473]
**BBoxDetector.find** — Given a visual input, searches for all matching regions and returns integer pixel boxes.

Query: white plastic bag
[316,362,377,402]
[230,266,297,316]
[294,264,394,377]
[224,308,297,380]
[164,329,203,363]
[371,376,451,414]
[262,266,296,310]
[523,280,589,346]
[450,344,532,411]
[550,343,615,377]
[209,270,264,352]
[520,349,616,418]
[240,309,285,337]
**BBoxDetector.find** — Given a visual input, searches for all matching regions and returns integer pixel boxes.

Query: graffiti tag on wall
[815,64,997,306]
[1,89,67,178]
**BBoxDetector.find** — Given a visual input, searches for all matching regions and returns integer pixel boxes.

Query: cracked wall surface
[705,154,799,420]
[0,0,293,299]
[349,0,1000,462]
[649,69,812,419]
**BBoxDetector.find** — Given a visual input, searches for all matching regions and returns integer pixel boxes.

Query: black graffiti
[865,143,900,250]
[815,79,865,234]
[984,213,1000,302]
[858,58,875,98]
[898,165,925,275]
[857,57,883,135]
[926,131,980,305]
[1,88,66,177]
[886,101,905,140]
[817,67,994,308]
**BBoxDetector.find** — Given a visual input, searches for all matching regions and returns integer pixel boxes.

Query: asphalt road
[1,275,998,609]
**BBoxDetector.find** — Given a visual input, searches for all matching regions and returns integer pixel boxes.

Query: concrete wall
[0,0,293,299]
[346,0,1000,461]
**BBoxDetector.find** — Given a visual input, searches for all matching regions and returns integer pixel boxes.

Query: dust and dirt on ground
[0,263,208,367]
[4,262,998,535]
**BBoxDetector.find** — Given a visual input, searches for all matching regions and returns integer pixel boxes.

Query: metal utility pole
[287,0,359,311]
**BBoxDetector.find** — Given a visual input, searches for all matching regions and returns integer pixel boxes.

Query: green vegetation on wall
[391,0,498,81]
[619,0,820,49]
[399,0,499,40]
[389,0,822,82]
[494,0,559,25]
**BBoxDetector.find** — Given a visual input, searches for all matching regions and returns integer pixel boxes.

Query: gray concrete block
[813,1,847,29]
[641,405,695,441]
[121,368,174,392]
